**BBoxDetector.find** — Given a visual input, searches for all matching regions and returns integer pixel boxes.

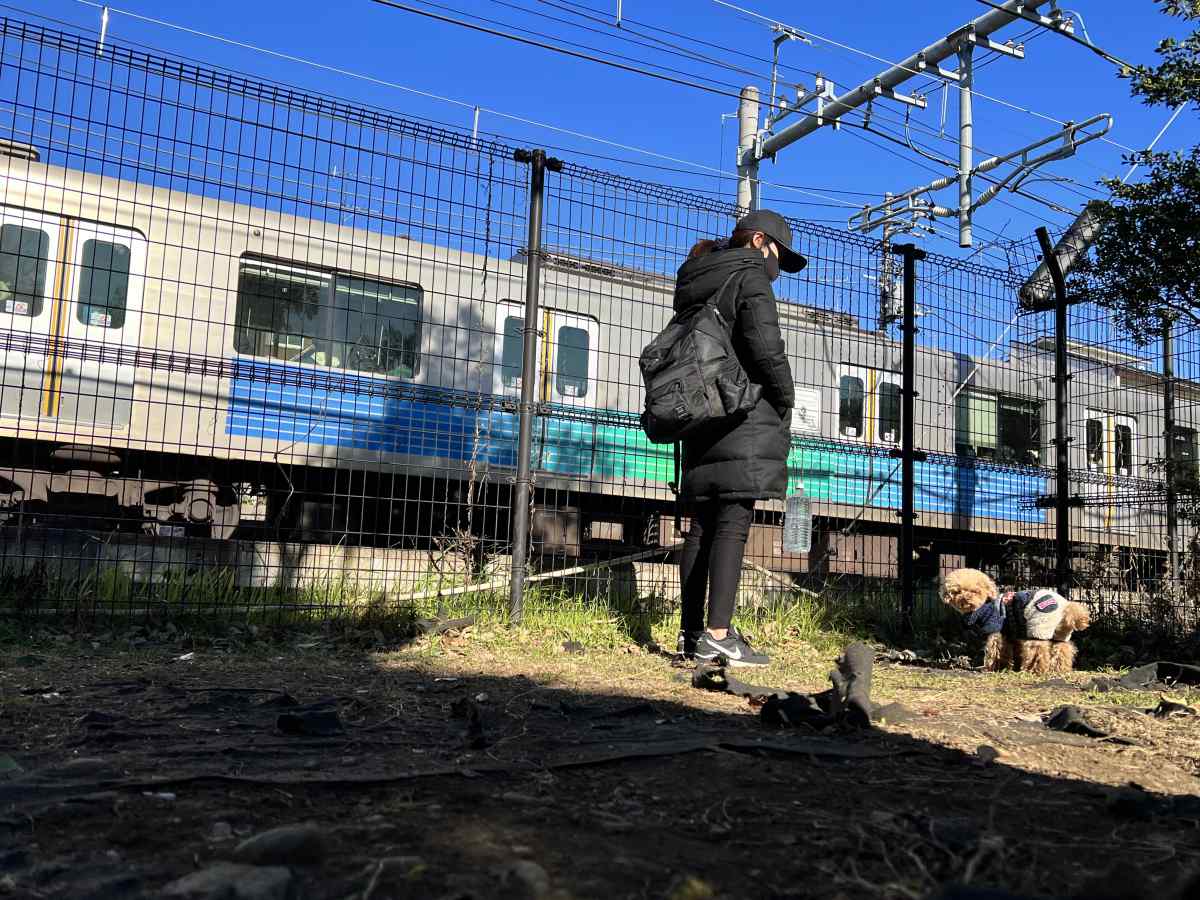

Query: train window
[233,260,422,376]
[838,375,864,437]
[234,262,324,362]
[76,239,130,329]
[1085,417,1104,471]
[955,391,997,458]
[1115,422,1134,476]
[997,396,1041,465]
[878,381,901,443]
[556,324,590,398]
[500,315,523,388]
[1172,426,1198,485]
[0,223,48,317]
[330,276,422,378]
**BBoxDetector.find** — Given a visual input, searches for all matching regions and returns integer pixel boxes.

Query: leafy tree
[1074,1,1200,346]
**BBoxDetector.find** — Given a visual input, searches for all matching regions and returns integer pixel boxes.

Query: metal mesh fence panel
[0,16,1194,639]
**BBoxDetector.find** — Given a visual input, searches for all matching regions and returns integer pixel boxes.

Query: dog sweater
[966,596,1006,638]
[1005,589,1066,641]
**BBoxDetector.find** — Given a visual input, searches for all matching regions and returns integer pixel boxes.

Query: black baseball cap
[735,209,807,273]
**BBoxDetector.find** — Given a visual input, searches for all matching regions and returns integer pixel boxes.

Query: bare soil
[1,628,1198,899]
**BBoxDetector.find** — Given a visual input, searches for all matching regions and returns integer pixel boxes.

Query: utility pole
[737,86,760,212]
[958,39,974,247]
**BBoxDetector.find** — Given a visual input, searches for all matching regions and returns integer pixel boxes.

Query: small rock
[475,692,489,703]
[507,860,552,898]
[162,863,293,900]
[975,745,1003,767]
[210,822,234,841]
[232,823,326,866]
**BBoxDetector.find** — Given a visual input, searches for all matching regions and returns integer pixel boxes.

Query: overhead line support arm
[747,0,1051,164]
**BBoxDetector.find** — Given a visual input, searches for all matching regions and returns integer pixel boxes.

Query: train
[0,138,1191,585]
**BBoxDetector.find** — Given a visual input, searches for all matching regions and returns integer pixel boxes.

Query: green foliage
[1126,1,1200,106]
[1075,2,1200,344]
[1077,149,1200,345]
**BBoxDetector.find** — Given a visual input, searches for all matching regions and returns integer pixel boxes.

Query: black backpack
[638,271,763,446]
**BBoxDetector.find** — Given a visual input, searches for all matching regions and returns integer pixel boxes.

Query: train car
[0,139,1190,583]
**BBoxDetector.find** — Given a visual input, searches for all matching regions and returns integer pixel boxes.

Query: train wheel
[182,480,241,540]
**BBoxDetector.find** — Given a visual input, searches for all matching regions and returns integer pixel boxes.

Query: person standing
[674,210,804,666]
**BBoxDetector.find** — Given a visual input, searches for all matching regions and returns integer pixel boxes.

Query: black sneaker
[676,630,703,658]
[693,626,770,668]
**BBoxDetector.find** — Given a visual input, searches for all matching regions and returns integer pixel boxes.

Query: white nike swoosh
[722,645,743,660]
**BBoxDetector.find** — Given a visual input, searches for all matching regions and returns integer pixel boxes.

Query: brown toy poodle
[941,568,1090,676]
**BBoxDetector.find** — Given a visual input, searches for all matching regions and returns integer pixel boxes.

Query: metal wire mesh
[0,16,1194,638]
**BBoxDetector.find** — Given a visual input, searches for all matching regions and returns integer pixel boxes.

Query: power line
[370,0,776,106]
[405,0,755,94]
[543,0,824,83]
[487,0,780,87]
[55,1,861,211]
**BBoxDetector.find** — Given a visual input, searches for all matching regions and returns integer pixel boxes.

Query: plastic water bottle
[782,489,812,554]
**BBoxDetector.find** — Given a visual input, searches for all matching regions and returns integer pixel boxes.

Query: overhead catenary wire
[540,0,824,83]
[486,0,784,88]
[60,0,1080,256]
[369,0,789,106]
[56,0,865,211]
[389,0,758,95]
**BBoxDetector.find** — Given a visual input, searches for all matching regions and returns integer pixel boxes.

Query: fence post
[510,149,561,623]
[1034,226,1073,599]
[1163,319,1177,589]
[891,242,926,622]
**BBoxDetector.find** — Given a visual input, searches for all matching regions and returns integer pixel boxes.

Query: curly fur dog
[941,568,1090,676]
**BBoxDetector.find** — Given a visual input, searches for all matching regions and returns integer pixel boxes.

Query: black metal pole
[509,149,560,623]
[1164,319,1177,589]
[1035,226,1072,599]
[891,242,925,621]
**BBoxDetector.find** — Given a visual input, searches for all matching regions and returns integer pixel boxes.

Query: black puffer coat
[675,247,795,501]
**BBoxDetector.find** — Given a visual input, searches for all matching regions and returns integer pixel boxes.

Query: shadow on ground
[1,639,1198,900]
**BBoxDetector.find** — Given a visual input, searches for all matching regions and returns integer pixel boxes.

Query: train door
[0,207,61,422]
[1082,410,1138,534]
[836,365,900,445]
[491,304,600,475]
[54,222,146,429]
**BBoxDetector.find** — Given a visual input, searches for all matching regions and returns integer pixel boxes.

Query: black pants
[679,499,755,633]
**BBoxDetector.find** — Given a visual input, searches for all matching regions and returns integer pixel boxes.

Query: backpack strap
[705,270,745,330]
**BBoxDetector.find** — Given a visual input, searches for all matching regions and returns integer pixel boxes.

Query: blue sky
[15,0,1200,263]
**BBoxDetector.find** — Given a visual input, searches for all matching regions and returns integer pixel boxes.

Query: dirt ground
[1,625,1199,900]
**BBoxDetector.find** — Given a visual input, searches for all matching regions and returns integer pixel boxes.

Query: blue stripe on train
[227,361,1046,524]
